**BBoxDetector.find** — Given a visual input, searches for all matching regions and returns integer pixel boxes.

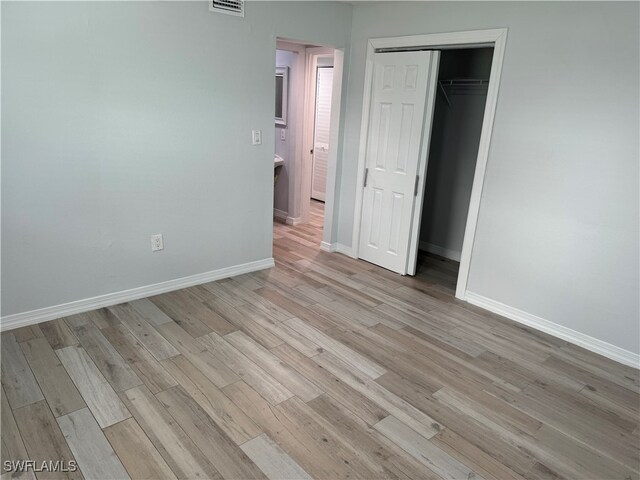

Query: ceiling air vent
[209,0,244,17]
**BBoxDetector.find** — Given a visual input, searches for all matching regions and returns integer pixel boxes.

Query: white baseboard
[320,241,356,258]
[465,291,640,369]
[0,258,275,332]
[273,209,288,223]
[320,241,337,252]
[286,216,303,226]
[273,210,301,226]
[419,241,461,262]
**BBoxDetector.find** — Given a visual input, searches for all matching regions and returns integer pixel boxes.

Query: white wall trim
[465,292,640,369]
[418,241,461,262]
[273,209,301,226]
[0,258,275,333]
[349,28,508,302]
[273,208,288,223]
[320,241,355,258]
[455,29,508,301]
[285,216,303,226]
[320,241,337,252]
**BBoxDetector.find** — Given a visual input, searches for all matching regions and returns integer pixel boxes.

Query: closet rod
[437,78,489,108]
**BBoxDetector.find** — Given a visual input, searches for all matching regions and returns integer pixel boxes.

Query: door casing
[275,40,344,251]
[350,28,509,300]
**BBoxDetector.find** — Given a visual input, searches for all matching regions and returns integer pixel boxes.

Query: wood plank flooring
[2,200,639,479]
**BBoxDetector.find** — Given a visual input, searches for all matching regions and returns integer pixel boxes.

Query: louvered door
[311,67,334,202]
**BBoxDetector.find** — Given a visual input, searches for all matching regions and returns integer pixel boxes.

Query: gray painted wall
[3,1,638,358]
[338,2,639,354]
[1,1,352,316]
[419,49,492,260]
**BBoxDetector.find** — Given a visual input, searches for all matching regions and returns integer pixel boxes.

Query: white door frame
[275,39,343,251]
[350,28,508,301]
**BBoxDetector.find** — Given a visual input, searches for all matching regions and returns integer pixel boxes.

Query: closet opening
[415,47,494,291]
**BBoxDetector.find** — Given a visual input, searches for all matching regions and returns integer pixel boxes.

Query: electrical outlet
[252,129,262,145]
[280,129,286,141]
[151,234,164,252]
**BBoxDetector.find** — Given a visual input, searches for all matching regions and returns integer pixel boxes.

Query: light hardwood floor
[2,199,639,479]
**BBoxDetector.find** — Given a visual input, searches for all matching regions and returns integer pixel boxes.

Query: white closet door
[358,51,439,274]
[311,67,333,202]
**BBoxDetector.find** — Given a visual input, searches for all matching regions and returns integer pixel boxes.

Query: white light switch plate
[252,130,262,145]
[280,129,286,141]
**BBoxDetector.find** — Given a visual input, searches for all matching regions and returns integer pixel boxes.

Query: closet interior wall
[418,48,494,262]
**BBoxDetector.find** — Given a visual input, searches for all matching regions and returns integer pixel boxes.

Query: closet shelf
[437,79,489,107]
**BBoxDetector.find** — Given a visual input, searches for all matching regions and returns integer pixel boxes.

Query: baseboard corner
[273,209,288,224]
[320,241,337,253]
[286,216,303,226]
